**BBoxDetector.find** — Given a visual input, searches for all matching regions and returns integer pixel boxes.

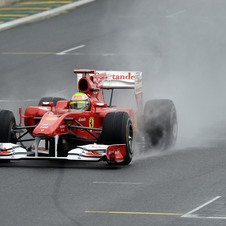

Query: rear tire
[143,99,177,150]
[38,97,66,106]
[102,112,133,165]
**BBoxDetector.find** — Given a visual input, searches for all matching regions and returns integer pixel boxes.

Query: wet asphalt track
[1,0,226,225]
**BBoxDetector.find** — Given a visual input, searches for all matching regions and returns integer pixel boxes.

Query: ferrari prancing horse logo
[89,117,94,131]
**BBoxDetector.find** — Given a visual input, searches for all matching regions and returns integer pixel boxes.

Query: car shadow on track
[0,160,130,170]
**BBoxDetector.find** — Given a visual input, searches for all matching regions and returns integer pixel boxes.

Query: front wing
[0,143,127,163]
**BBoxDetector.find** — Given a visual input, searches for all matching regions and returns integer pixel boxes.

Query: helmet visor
[70,100,89,110]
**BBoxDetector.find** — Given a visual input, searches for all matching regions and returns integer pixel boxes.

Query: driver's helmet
[70,92,90,110]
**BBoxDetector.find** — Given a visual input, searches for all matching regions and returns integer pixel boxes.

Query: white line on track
[93,181,143,185]
[56,45,85,55]
[181,196,221,218]
[56,52,153,56]
[166,10,186,18]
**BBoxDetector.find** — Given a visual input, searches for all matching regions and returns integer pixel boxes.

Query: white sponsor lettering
[78,117,86,122]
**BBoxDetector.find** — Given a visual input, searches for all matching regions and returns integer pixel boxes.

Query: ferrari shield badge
[89,117,94,131]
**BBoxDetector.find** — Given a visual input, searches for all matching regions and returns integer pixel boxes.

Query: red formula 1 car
[0,69,178,165]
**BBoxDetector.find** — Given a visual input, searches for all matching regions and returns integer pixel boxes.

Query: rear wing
[74,69,143,111]
[75,70,142,88]
[96,70,142,89]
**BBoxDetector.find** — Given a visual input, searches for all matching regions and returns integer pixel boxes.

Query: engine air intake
[79,78,89,92]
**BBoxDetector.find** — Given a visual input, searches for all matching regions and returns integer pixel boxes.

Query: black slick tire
[102,112,133,165]
[0,110,17,163]
[0,110,17,143]
[143,99,177,150]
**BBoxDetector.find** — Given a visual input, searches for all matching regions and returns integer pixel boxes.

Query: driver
[70,92,90,110]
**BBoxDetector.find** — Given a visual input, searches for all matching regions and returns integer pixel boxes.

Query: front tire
[0,110,17,143]
[0,110,17,163]
[102,112,133,165]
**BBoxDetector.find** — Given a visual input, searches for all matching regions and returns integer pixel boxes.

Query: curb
[0,0,20,7]
[0,0,95,32]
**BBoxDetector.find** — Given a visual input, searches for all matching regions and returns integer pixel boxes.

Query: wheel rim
[127,121,133,154]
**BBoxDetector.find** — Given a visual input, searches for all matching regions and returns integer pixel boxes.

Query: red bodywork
[21,69,140,142]
[23,102,135,140]
[0,69,143,163]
